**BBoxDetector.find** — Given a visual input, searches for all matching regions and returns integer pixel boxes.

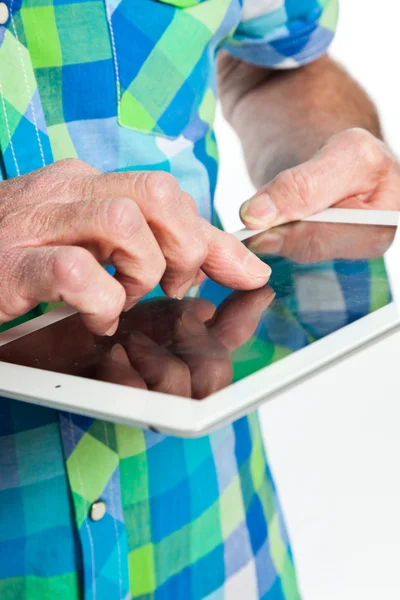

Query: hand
[245,221,396,263]
[97,288,275,399]
[240,129,400,229]
[0,160,271,335]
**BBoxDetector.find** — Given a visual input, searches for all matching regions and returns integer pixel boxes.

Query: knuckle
[143,171,180,207]
[354,133,387,169]
[101,197,143,240]
[338,128,388,169]
[344,127,374,146]
[277,167,315,210]
[181,191,197,214]
[51,247,90,291]
[179,238,207,270]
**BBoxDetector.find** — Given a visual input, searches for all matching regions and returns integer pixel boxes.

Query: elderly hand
[0,159,271,335]
[240,129,400,229]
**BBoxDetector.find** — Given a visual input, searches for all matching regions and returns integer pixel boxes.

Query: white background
[214,1,400,599]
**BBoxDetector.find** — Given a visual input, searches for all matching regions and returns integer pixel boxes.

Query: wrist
[229,56,383,187]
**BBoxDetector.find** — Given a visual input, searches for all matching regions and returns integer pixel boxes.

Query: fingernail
[246,232,283,255]
[105,321,119,336]
[244,251,272,280]
[241,193,278,227]
[172,278,194,300]
[180,310,206,335]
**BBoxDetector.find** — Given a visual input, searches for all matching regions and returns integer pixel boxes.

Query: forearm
[218,53,382,188]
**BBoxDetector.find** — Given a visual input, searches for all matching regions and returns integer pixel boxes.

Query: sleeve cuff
[223,0,339,69]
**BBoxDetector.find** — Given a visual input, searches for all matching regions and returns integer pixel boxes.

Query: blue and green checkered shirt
[0,1,338,598]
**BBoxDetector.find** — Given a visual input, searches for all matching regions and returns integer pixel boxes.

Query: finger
[173,310,232,399]
[87,171,209,299]
[246,222,396,262]
[240,129,392,229]
[32,197,166,310]
[96,344,147,389]
[208,286,276,351]
[82,171,271,294]
[125,331,192,397]
[13,246,126,335]
[200,219,271,289]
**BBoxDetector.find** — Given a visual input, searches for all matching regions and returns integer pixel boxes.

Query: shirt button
[0,3,9,25]
[89,500,106,521]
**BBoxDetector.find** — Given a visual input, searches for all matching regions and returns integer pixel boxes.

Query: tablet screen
[0,221,396,399]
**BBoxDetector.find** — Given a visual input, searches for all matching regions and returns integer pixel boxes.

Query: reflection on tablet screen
[0,222,395,399]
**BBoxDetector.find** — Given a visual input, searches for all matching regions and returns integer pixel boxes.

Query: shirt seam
[0,66,20,176]
[9,0,46,169]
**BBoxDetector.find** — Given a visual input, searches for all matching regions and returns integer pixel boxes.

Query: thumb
[240,129,389,229]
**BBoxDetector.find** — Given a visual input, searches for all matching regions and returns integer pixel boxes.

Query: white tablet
[0,208,399,437]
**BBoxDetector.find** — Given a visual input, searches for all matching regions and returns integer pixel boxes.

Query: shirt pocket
[106,0,233,139]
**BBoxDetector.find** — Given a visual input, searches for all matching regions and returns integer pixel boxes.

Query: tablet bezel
[0,208,399,437]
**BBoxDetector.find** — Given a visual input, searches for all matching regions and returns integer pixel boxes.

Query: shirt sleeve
[223,0,339,69]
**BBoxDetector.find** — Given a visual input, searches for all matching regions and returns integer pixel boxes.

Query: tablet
[0,208,399,438]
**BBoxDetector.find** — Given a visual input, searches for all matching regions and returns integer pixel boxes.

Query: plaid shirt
[0,1,338,599]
